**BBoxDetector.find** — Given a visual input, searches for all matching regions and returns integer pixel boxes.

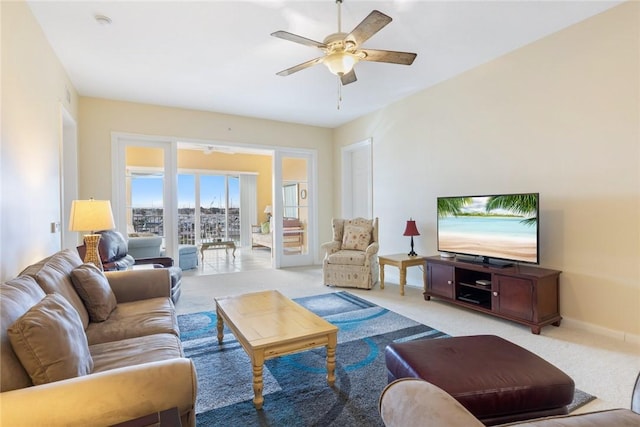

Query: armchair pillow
[261,221,270,234]
[342,224,372,251]
[8,293,93,385]
[70,263,117,322]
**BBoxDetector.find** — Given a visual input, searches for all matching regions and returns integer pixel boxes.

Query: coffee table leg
[380,263,385,290]
[216,308,224,344]
[252,352,265,409]
[326,333,337,386]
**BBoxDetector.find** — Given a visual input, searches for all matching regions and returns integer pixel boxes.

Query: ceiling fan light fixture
[324,52,359,76]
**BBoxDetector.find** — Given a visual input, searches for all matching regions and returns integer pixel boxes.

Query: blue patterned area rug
[178,291,594,426]
[178,291,446,426]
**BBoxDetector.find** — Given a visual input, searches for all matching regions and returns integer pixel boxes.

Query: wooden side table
[378,253,426,296]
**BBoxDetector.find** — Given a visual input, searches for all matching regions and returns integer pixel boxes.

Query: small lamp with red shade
[403,218,420,257]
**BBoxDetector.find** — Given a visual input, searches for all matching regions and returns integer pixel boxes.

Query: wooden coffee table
[214,290,338,410]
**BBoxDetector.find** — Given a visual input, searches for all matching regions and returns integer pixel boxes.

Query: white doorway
[60,106,78,250]
[341,139,372,218]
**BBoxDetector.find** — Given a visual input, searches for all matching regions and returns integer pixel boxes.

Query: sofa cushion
[327,250,367,266]
[90,333,183,373]
[85,297,179,345]
[342,224,372,251]
[8,293,93,385]
[20,249,90,329]
[71,263,117,322]
[0,276,47,392]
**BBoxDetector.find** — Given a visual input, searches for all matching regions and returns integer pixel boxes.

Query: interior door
[342,139,372,218]
[274,150,315,268]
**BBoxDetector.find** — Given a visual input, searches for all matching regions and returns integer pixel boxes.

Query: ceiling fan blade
[276,57,324,76]
[271,31,327,49]
[340,69,357,86]
[360,49,417,65]
[347,10,392,46]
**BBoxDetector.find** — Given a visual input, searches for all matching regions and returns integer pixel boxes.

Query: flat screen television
[437,193,539,267]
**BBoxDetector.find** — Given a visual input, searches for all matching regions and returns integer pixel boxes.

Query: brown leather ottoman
[385,335,575,426]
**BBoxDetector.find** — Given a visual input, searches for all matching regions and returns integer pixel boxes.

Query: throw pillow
[70,263,117,322]
[261,221,270,234]
[8,293,94,385]
[342,224,372,251]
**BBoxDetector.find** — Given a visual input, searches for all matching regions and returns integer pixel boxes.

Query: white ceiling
[27,1,622,128]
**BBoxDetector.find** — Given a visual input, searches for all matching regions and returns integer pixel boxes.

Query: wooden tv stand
[424,256,562,334]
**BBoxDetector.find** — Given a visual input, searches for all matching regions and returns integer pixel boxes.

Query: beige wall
[335,2,639,339]
[78,98,334,254]
[1,0,79,280]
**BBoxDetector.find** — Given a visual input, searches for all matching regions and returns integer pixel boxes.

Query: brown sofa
[379,374,640,426]
[0,249,197,426]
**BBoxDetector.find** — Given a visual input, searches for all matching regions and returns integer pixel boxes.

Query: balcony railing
[132,208,240,245]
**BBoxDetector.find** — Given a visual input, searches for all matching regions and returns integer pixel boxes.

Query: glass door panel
[227,176,240,243]
[178,174,196,245]
[277,153,313,267]
[126,147,165,253]
[199,174,240,244]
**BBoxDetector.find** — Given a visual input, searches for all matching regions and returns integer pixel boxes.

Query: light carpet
[178,291,595,426]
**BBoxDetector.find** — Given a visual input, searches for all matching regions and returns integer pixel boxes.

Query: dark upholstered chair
[77,230,182,303]
[77,230,172,271]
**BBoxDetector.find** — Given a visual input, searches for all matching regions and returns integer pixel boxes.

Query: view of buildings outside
[130,174,240,244]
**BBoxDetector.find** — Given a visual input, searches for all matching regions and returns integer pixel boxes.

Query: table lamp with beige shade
[69,199,116,271]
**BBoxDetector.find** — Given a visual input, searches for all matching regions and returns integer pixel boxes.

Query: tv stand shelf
[424,256,562,334]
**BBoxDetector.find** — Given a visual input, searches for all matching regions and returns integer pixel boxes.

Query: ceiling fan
[271,0,417,86]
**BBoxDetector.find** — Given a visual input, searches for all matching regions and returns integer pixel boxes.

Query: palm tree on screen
[486,194,538,226]
[437,197,472,217]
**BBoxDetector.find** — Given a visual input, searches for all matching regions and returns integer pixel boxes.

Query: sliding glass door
[178,173,241,245]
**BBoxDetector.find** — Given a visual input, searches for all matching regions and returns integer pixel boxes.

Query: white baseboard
[402,283,639,345]
[558,317,640,345]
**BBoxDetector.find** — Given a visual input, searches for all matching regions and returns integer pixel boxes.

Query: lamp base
[83,234,103,271]
[407,236,418,257]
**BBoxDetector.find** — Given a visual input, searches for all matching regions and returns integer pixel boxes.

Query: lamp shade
[69,199,116,232]
[403,219,420,237]
[264,205,272,214]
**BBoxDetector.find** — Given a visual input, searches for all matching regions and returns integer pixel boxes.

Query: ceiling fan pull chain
[337,77,342,110]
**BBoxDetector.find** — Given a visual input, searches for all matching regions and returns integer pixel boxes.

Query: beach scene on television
[437,194,538,263]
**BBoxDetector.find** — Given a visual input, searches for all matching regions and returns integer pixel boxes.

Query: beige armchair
[321,217,380,289]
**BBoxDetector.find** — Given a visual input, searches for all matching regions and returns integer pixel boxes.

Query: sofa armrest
[105,268,172,303]
[632,371,640,413]
[379,378,484,427]
[321,241,341,258]
[0,358,197,427]
[365,242,380,257]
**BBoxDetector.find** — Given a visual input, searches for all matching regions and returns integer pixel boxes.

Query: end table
[378,253,426,296]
